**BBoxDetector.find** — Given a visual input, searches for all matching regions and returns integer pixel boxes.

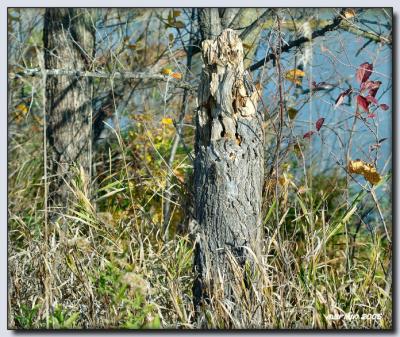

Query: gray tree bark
[43,9,94,215]
[193,26,264,326]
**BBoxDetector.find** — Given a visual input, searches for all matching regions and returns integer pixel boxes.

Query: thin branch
[239,9,272,40]
[248,13,344,72]
[9,67,195,91]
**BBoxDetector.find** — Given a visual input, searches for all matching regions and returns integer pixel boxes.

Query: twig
[239,9,272,40]
[9,67,195,92]
[249,13,344,72]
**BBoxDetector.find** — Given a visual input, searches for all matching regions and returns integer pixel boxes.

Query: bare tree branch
[249,13,344,72]
[239,9,272,40]
[9,67,195,91]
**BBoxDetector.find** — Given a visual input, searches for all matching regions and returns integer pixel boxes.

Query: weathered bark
[193,29,264,326]
[198,9,222,40]
[43,9,94,215]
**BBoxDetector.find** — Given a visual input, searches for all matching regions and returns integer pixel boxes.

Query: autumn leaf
[348,159,381,185]
[367,113,376,118]
[356,62,373,84]
[356,95,370,113]
[360,80,381,97]
[285,69,305,85]
[334,88,352,109]
[15,103,28,114]
[379,104,389,111]
[171,72,182,80]
[365,95,378,105]
[172,10,181,17]
[343,8,356,18]
[161,117,173,125]
[161,67,173,76]
[173,21,185,29]
[287,107,298,120]
[303,131,315,139]
[315,117,325,131]
[366,80,381,97]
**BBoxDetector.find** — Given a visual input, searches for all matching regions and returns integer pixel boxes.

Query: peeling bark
[193,29,264,325]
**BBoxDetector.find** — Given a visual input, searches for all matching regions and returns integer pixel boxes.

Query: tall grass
[8,112,392,329]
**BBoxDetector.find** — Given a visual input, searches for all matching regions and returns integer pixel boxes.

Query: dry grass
[8,120,392,330]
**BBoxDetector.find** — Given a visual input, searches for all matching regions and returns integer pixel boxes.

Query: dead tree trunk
[193,28,264,326]
[43,9,94,216]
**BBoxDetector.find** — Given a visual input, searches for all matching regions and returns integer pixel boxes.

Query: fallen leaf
[356,62,373,83]
[315,117,325,131]
[348,159,381,185]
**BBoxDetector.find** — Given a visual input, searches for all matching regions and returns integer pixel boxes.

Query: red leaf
[365,95,378,105]
[356,95,370,113]
[356,62,373,83]
[367,113,376,118]
[315,118,325,131]
[379,103,389,111]
[368,81,382,97]
[303,131,315,139]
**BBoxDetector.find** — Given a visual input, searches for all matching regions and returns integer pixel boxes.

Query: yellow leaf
[285,69,305,85]
[348,159,381,185]
[287,107,298,120]
[161,67,173,76]
[172,10,181,17]
[16,103,28,114]
[161,117,173,125]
